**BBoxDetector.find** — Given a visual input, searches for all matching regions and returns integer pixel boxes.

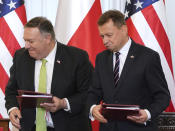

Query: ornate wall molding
[158,112,175,131]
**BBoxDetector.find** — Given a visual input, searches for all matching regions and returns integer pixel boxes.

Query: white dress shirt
[113,38,131,75]
[34,43,57,127]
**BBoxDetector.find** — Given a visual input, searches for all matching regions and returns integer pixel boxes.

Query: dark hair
[98,10,126,28]
[25,17,55,40]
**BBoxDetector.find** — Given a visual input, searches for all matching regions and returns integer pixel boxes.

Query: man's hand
[92,104,107,123]
[9,108,22,129]
[127,109,148,124]
[40,96,67,112]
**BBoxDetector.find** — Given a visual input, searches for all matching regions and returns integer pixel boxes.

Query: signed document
[16,90,53,108]
[101,104,140,121]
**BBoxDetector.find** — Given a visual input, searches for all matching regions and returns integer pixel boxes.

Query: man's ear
[121,25,128,33]
[44,33,52,43]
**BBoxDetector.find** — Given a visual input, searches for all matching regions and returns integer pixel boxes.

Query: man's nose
[25,41,30,49]
[103,36,109,45]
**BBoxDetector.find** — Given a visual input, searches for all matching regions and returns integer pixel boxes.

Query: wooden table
[0,118,10,131]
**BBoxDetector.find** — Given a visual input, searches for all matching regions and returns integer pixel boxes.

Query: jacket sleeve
[145,52,170,119]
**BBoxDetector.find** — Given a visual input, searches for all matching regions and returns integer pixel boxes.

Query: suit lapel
[116,41,137,91]
[51,43,62,93]
[23,51,35,91]
[104,51,118,100]
[107,51,115,88]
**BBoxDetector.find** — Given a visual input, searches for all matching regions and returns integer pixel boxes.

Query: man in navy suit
[5,17,93,131]
[87,10,170,131]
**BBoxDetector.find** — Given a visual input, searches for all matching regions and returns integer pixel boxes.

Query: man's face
[23,27,50,60]
[98,19,128,52]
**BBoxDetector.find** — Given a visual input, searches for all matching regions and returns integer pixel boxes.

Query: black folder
[101,104,140,121]
[16,90,53,108]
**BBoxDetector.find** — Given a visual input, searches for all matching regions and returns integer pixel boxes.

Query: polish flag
[54,0,105,66]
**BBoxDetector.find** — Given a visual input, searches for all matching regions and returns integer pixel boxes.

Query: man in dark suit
[87,10,170,131]
[5,17,93,131]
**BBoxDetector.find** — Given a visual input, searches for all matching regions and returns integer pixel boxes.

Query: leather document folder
[16,90,53,109]
[101,104,140,121]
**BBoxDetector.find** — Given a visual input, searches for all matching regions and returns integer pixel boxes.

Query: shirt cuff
[8,107,19,115]
[144,109,151,120]
[89,105,96,121]
[143,109,151,125]
[63,98,71,112]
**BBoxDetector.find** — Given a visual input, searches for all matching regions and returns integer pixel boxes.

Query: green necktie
[36,59,47,131]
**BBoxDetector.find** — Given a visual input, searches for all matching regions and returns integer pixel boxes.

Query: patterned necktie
[36,59,47,131]
[114,52,120,88]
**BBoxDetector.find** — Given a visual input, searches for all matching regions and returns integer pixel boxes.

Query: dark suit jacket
[88,40,170,131]
[5,42,93,131]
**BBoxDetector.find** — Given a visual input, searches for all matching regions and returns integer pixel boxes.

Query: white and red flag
[0,0,26,129]
[125,0,175,111]
[55,0,105,66]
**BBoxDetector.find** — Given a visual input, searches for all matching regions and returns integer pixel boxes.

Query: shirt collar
[44,42,57,62]
[113,38,131,55]
[119,38,131,55]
